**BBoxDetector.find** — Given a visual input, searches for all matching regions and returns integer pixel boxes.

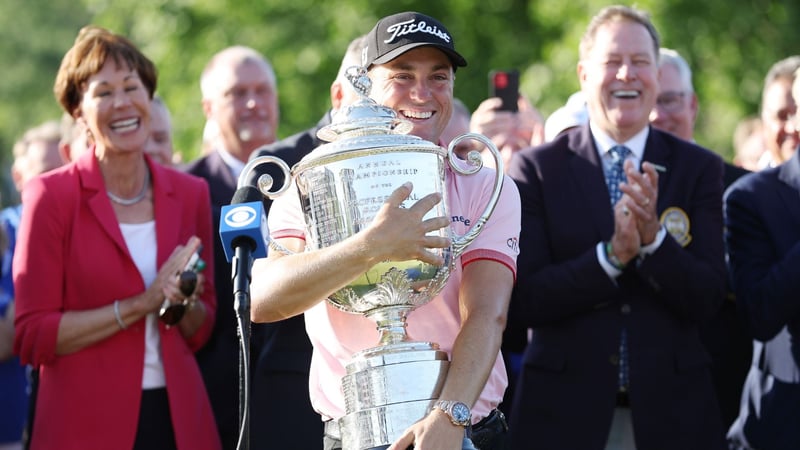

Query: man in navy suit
[184,45,279,450]
[725,68,800,450]
[244,35,365,450]
[506,5,727,449]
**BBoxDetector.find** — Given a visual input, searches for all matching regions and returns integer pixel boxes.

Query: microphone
[220,155,291,450]
[219,186,269,263]
[219,185,268,450]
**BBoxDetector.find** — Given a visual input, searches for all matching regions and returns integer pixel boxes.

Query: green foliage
[1,0,798,203]
[0,0,91,202]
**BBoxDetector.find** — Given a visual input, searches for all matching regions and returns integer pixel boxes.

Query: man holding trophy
[249,11,520,450]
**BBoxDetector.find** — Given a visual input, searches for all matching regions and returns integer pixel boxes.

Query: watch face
[451,402,471,423]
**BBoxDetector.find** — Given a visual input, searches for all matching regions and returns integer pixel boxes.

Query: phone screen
[489,69,520,112]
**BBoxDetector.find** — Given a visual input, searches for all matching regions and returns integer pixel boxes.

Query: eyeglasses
[655,91,686,113]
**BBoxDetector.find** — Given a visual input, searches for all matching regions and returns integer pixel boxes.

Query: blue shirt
[0,204,28,443]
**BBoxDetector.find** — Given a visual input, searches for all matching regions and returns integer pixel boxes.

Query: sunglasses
[159,248,205,326]
[158,271,198,326]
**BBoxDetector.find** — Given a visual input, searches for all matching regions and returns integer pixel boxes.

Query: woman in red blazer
[13,26,221,450]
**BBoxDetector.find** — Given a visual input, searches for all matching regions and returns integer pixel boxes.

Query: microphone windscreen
[231,185,264,205]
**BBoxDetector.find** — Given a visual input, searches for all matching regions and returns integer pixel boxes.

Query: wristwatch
[433,400,472,427]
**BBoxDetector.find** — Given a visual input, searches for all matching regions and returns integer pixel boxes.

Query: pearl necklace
[107,168,150,206]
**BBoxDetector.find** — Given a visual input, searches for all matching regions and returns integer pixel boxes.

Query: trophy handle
[446,133,505,258]
[238,154,295,256]
[238,155,293,198]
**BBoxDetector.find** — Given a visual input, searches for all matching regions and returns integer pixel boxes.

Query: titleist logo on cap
[384,18,451,44]
[365,12,467,68]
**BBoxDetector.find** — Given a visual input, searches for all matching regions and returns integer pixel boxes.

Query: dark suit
[506,124,727,449]
[243,112,330,195]
[246,113,331,450]
[725,150,800,449]
[183,151,241,450]
[699,161,752,429]
[724,163,750,190]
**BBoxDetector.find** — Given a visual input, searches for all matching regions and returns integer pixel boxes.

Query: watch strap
[433,400,471,427]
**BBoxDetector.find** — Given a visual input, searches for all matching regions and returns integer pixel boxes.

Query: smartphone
[489,69,519,112]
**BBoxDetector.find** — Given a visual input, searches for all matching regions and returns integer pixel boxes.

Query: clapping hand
[620,161,660,245]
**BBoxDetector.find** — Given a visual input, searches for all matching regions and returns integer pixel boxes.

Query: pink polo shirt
[268,161,521,423]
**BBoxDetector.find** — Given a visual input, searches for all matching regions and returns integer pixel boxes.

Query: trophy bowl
[245,66,505,449]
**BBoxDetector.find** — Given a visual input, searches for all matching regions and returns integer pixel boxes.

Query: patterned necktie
[606,145,631,205]
[606,145,632,390]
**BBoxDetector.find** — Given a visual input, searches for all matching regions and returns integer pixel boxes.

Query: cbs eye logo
[224,205,257,228]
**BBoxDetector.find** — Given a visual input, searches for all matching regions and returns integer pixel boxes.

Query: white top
[119,221,165,389]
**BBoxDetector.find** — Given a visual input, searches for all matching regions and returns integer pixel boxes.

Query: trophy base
[347,340,444,372]
[340,344,449,450]
[339,399,437,450]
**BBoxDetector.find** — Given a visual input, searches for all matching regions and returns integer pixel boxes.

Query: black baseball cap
[363,11,467,69]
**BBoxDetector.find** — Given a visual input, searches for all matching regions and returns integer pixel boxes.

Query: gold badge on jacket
[660,207,691,247]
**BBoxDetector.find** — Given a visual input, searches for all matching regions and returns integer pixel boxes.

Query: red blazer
[14,151,221,450]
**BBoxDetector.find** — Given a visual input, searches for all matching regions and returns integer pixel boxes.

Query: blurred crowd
[2,4,799,450]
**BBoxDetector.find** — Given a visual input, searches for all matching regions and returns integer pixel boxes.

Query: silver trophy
[244,66,504,450]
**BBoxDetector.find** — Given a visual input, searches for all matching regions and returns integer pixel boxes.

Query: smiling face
[78,59,151,156]
[578,19,659,142]
[202,58,278,160]
[761,77,799,165]
[650,63,697,141]
[368,46,454,143]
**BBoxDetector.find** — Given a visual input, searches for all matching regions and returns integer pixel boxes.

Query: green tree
[1,0,798,207]
[0,0,90,202]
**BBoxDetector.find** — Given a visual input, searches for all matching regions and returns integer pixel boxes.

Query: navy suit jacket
[725,150,800,449]
[183,151,241,449]
[506,124,727,449]
[244,113,331,449]
[244,112,330,195]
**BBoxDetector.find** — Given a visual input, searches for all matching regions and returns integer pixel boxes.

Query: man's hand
[388,408,466,450]
[470,96,545,172]
[363,182,451,266]
[611,192,641,265]
[620,161,661,245]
